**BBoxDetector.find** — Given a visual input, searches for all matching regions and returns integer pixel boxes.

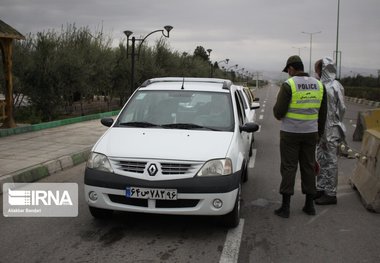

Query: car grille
[108,194,199,208]
[161,162,193,175]
[117,160,146,173]
[110,158,202,176]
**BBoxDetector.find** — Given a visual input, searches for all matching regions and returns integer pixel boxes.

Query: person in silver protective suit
[314,57,346,205]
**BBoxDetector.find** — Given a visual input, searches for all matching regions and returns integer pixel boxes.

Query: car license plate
[126,187,177,200]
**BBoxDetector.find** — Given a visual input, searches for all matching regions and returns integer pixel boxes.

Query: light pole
[227,64,238,71]
[217,59,229,66]
[225,64,238,81]
[335,0,341,79]
[124,25,173,92]
[237,67,245,83]
[302,31,321,74]
[213,59,229,78]
[207,49,212,77]
[292,46,307,57]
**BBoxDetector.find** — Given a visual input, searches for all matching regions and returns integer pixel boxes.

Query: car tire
[89,206,113,219]
[221,182,241,228]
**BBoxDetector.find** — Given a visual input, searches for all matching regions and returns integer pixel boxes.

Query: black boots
[302,194,316,215]
[274,194,291,218]
[275,194,316,218]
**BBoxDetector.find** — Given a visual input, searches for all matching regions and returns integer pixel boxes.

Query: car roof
[139,77,235,92]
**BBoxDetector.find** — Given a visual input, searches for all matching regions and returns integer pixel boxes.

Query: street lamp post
[335,0,341,79]
[237,67,245,82]
[207,49,212,77]
[302,31,321,74]
[227,64,238,71]
[292,46,307,57]
[212,59,229,78]
[224,64,238,78]
[217,59,229,66]
[124,25,173,92]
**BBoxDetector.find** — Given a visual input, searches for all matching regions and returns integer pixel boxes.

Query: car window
[234,91,245,126]
[243,88,254,105]
[237,90,248,110]
[116,90,234,131]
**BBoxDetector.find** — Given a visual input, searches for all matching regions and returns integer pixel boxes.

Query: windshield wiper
[118,121,161,128]
[161,123,220,131]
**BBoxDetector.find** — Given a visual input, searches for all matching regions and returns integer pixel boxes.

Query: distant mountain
[340,66,379,78]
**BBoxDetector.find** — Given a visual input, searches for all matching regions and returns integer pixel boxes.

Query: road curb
[0,147,91,194]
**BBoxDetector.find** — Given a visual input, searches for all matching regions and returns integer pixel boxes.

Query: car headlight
[197,158,232,177]
[87,152,113,173]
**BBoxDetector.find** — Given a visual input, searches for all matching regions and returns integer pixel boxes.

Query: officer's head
[282,55,304,76]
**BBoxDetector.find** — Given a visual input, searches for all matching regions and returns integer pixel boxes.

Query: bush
[345,86,380,101]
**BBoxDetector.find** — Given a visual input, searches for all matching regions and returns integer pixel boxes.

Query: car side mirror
[250,102,260,110]
[101,117,114,127]
[240,122,259,133]
[254,97,260,101]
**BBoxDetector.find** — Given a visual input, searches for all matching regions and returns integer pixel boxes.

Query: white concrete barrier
[350,128,380,213]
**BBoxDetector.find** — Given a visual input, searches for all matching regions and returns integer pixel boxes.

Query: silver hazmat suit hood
[319,56,346,141]
[320,57,337,84]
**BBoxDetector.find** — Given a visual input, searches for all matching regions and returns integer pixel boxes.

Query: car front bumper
[84,168,241,216]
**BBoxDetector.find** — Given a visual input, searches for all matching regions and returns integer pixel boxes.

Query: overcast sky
[1,0,380,77]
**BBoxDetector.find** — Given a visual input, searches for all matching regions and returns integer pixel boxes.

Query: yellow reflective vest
[281,76,324,133]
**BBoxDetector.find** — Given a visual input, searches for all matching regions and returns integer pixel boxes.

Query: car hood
[93,127,233,161]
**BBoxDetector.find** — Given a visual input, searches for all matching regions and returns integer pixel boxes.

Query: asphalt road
[239,82,380,263]
[0,82,379,263]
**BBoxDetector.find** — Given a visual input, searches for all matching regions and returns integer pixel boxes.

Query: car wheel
[221,182,241,228]
[89,206,113,219]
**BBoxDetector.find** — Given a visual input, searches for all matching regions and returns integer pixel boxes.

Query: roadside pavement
[0,118,109,193]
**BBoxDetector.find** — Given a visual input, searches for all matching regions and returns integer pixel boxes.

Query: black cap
[282,55,303,72]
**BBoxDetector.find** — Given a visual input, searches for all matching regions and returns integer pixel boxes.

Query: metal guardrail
[345,96,380,107]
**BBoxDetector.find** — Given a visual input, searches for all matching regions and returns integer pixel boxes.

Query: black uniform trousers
[279,131,319,195]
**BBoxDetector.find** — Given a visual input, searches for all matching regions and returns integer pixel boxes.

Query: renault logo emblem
[148,164,158,176]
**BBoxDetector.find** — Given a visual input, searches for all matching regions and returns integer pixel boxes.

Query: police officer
[314,57,346,205]
[273,55,327,218]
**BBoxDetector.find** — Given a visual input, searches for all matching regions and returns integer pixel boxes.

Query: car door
[234,90,251,159]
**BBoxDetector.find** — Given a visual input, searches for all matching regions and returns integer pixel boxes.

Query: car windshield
[116,90,234,131]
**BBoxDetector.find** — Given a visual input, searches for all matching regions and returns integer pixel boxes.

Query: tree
[193,46,209,61]
[8,26,230,124]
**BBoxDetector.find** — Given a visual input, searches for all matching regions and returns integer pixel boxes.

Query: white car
[84,77,259,227]
[236,86,260,154]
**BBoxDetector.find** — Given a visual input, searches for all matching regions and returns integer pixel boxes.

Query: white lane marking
[261,109,265,113]
[352,124,356,128]
[219,219,245,263]
[257,125,261,133]
[248,149,256,168]
[259,115,264,120]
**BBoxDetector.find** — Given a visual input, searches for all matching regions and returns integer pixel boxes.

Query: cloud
[1,0,379,73]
